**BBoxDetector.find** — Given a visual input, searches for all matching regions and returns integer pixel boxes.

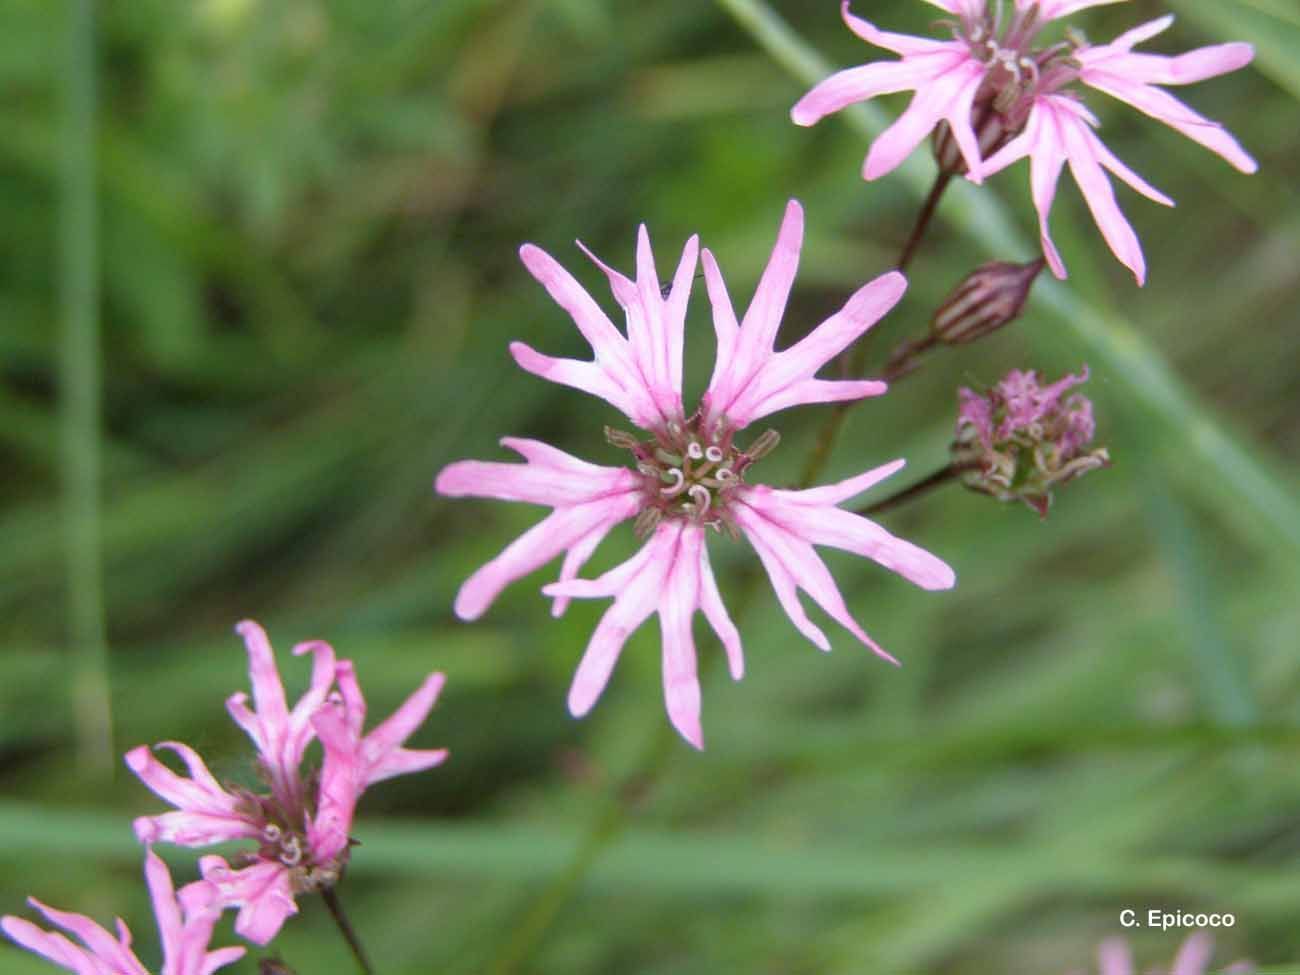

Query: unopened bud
[952,366,1109,518]
[932,259,1045,346]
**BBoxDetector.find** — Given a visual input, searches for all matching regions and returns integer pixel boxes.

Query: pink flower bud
[931,259,1045,346]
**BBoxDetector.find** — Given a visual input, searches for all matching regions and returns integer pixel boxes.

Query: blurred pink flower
[437,200,955,748]
[1,850,245,975]
[792,2,1256,283]
[1095,932,1253,975]
[125,620,447,944]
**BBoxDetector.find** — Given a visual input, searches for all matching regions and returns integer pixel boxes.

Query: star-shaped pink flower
[437,200,955,748]
[2,850,245,975]
[125,620,447,944]
[792,2,1256,283]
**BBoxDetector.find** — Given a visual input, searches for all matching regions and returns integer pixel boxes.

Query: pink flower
[437,200,955,748]
[792,2,1256,283]
[1094,933,1253,975]
[1,850,245,975]
[955,366,1109,516]
[125,620,447,944]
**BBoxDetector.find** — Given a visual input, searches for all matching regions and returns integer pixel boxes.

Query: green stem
[857,463,968,518]
[62,0,112,775]
[322,886,375,975]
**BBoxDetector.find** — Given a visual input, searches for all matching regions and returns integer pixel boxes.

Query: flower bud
[952,366,1109,517]
[931,259,1045,346]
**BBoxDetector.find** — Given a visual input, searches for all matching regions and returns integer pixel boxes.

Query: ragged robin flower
[791,1,1256,283]
[125,620,447,944]
[953,365,1109,516]
[2,850,245,975]
[437,200,955,749]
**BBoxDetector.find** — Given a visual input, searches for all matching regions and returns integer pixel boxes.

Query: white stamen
[688,485,711,516]
[704,445,724,463]
[660,468,685,496]
[715,468,735,483]
[280,835,303,867]
[687,442,704,460]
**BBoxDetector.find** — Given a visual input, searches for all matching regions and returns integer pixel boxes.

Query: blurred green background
[3,0,1299,972]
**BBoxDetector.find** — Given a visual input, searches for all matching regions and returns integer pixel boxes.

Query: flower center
[606,417,779,539]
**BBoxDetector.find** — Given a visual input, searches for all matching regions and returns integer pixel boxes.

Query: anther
[263,824,282,842]
[714,468,735,483]
[704,445,724,463]
[687,442,704,460]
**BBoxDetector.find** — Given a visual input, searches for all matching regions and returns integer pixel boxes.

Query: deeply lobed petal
[732,461,955,659]
[517,229,698,430]
[197,857,297,947]
[124,744,261,847]
[309,661,447,864]
[544,521,741,749]
[1,854,244,975]
[703,203,905,429]
[224,621,336,813]
[437,439,642,619]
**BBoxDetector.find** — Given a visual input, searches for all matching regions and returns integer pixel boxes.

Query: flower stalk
[322,887,375,975]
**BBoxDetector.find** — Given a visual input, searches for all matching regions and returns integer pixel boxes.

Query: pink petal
[734,501,898,663]
[144,855,182,969]
[1020,105,1069,280]
[791,58,954,127]
[452,492,641,620]
[863,59,982,180]
[743,378,887,420]
[732,510,831,651]
[659,525,704,749]
[198,857,297,947]
[1100,13,1174,52]
[1057,107,1147,285]
[124,744,259,846]
[231,620,289,755]
[662,234,699,405]
[1035,0,1125,19]
[700,248,740,369]
[550,518,617,618]
[21,899,141,975]
[508,341,639,418]
[698,542,744,680]
[518,243,635,376]
[436,437,637,507]
[842,3,959,57]
[2,915,115,975]
[772,459,905,508]
[745,487,956,591]
[549,530,672,717]
[1098,937,1134,975]
[705,200,803,422]
[726,270,905,425]
[1172,933,1215,975]
[1079,69,1258,173]
[1129,42,1254,85]
[360,671,449,785]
